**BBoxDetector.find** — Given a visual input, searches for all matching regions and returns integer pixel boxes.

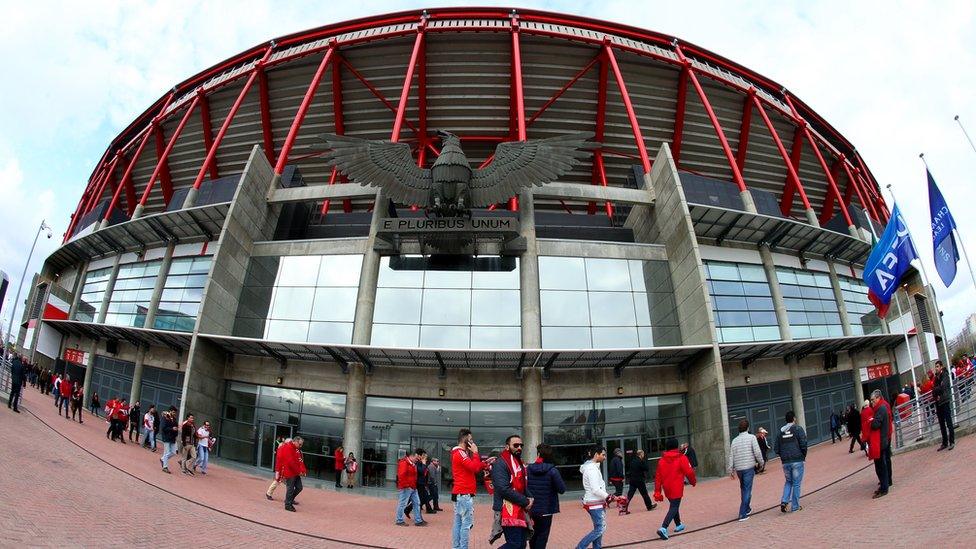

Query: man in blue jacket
[774,411,808,513]
[527,443,565,549]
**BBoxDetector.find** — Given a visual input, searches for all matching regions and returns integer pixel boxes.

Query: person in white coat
[577,445,610,549]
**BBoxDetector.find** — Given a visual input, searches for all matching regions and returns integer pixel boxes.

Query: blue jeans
[196,444,209,472]
[143,429,155,450]
[161,442,178,468]
[396,488,423,524]
[737,467,755,518]
[576,507,606,549]
[452,494,474,549]
[781,461,804,511]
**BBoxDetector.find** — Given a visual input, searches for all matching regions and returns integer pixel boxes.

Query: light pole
[3,220,53,365]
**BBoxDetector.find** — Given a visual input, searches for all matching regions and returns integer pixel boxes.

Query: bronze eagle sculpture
[322,130,593,217]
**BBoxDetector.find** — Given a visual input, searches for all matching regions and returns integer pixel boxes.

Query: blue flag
[863,204,918,317]
[927,168,959,287]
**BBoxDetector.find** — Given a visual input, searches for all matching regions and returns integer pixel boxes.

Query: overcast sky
[1,0,975,339]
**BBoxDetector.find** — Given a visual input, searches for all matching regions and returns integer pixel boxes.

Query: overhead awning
[200,333,711,379]
[44,319,193,353]
[719,333,904,364]
[46,203,230,272]
[687,203,871,265]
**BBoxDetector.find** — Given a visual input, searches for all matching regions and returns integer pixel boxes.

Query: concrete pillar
[788,357,806,429]
[847,224,861,240]
[803,208,821,228]
[739,190,758,214]
[351,191,385,345]
[342,362,367,485]
[852,365,865,406]
[759,244,791,341]
[131,203,147,220]
[96,255,123,324]
[129,344,148,405]
[81,339,98,408]
[826,262,852,337]
[686,348,730,477]
[141,243,176,329]
[518,190,542,348]
[520,368,543,463]
[181,186,200,210]
[67,261,90,319]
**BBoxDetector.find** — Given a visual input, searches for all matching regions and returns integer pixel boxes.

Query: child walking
[653,437,697,540]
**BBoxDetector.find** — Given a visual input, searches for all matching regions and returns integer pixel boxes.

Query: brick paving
[3,386,973,548]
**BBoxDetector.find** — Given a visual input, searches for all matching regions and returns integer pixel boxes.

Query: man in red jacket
[58,375,73,419]
[867,390,894,498]
[279,436,307,512]
[334,445,345,489]
[394,449,427,527]
[451,428,481,549]
[654,438,696,540]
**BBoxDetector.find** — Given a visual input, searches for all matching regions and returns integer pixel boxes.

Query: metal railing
[893,373,976,449]
[0,356,11,397]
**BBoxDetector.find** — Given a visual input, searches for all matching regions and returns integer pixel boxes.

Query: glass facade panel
[73,266,113,322]
[104,260,161,328]
[539,257,679,348]
[154,256,211,332]
[372,256,520,349]
[839,275,884,335]
[705,261,778,343]
[776,266,843,339]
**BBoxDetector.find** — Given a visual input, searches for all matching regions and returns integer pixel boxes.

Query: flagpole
[955,115,976,156]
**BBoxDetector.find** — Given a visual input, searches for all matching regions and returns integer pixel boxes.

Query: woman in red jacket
[653,438,696,540]
[859,400,872,455]
[334,445,344,489]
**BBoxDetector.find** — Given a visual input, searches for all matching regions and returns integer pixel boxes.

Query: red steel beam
[275,43,337,175]
[603,42,651,174]
[734,91,754,172]
[819,156,845,225]
[672,66,689,166]
[153,123,175,205]
[784,95,853,228]
[86,156,120,215]
[780,126,805,216]
[257,66,276,164]
[197,90,218,180]
[337,56,420,136]
[391,31,425,143]
[751,95,811,215]
[841,160,876,222]
[526,53,601,126]
[508,18,526,211]
[65,165,108,240]
[322,52,352,216]
[589,58,612,218]
[853,151,889,221]
[139,96,200,208]
[675,45,747,193]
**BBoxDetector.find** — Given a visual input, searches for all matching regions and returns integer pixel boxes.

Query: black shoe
[285,505,296,512]
[872,491,887,499]
[780,503,788,513]
[266,494,273,501]
[415,521,428,527]
[937,445,947,451]
[949,443,955,450]
[848,450,854,454]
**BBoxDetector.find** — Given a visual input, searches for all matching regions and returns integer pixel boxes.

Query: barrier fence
[893,372,976,449]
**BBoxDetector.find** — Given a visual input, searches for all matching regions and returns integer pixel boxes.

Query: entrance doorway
[258,423,294,469]
[411,436,456,492]
[602,436,640,480]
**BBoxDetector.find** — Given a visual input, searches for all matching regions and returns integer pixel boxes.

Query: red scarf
[500,450,528,528]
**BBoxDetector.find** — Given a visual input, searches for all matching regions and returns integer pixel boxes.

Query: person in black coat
[526,443,566,549]
[608,448,625,496]
[846,404,864,453]
[8,354,25,412]
[625,449,656,512]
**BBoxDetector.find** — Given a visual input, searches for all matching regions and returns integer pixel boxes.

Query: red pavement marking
[3,386,972,548]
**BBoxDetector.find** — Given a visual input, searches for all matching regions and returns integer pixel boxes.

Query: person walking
[334,445,345,489]
[933,360,956,451]
[279,436,307,512]
[728,419,764,522]
[426,457,441,510]
[451,428,482,549]
[405,450,432,518]
[868,389,894,498]
[53,374,62,409]
[58,374,73,419]
[394,449,427,527]
[774,411,807,513]
[527,443,566,549]
[266,437,290,501]
[577,445,609,549]
[491,435,532,548]
[625,449,656,512]
[195,420,212,474]
[142,405,157,451]
[607,448,625,497]
[7,354,24,413]
[829,411,842,443]
[178,414,196,474]
[159,408,179,473]
[846,405,864,453]
[128,401,141,442]
[756,428,770,470]
[70,384,84,423]
[654,438,696,540]
[345,452,359,489]
[90,393,100,417]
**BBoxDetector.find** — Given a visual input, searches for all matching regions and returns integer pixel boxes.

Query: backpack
[347,460,358,473]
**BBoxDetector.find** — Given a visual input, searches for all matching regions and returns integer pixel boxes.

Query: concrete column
[141,242,177,329]
[518,190,542,348]
[129,344,148,404]
[852,365,865,406]
[131,203,147,220]
[788,357,806,429]
[826,262,853,337]
[520,367,543,463]
[67,261,90,319]
[96,255,123,324]
[342,362,367,484]
[803,208,820,228]
[758,244,791,341]
[81,339,98,408]
[181,186,200,210]
[739,190,758,214]
[351,191,385,345]
[847,224,861,240]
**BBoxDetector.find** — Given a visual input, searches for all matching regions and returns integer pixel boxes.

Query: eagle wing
[468,132,594,207]
[321,134,431,205]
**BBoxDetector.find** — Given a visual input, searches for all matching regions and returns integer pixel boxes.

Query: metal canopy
[687,203,872,265]
[200,334,710,376]
[44,319,193,352]
[719,334,905,363]
[47,203,230,271]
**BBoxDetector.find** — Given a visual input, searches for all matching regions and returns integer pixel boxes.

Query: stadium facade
[17,8,947,488]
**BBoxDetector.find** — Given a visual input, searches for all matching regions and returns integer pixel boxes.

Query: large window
[153,256,211,332]
[362,396,521,489]
[839,275,884,335]
[538,257,679,349]
[73,266,113,322]
[220,381,346,480]
[372,256,521,349]
[543,395,689,490]
[705,261,779,343]
[777,267,843,339]
[104,260,161,328]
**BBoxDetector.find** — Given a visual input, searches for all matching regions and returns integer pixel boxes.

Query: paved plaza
[1,388,973,548]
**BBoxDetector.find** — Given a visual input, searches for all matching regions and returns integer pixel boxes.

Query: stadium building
[18,8,947,488]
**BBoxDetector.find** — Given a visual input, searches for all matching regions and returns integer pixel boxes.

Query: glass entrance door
[258,423,294,469]
[602,436,640,480]
[411,436,455,492]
